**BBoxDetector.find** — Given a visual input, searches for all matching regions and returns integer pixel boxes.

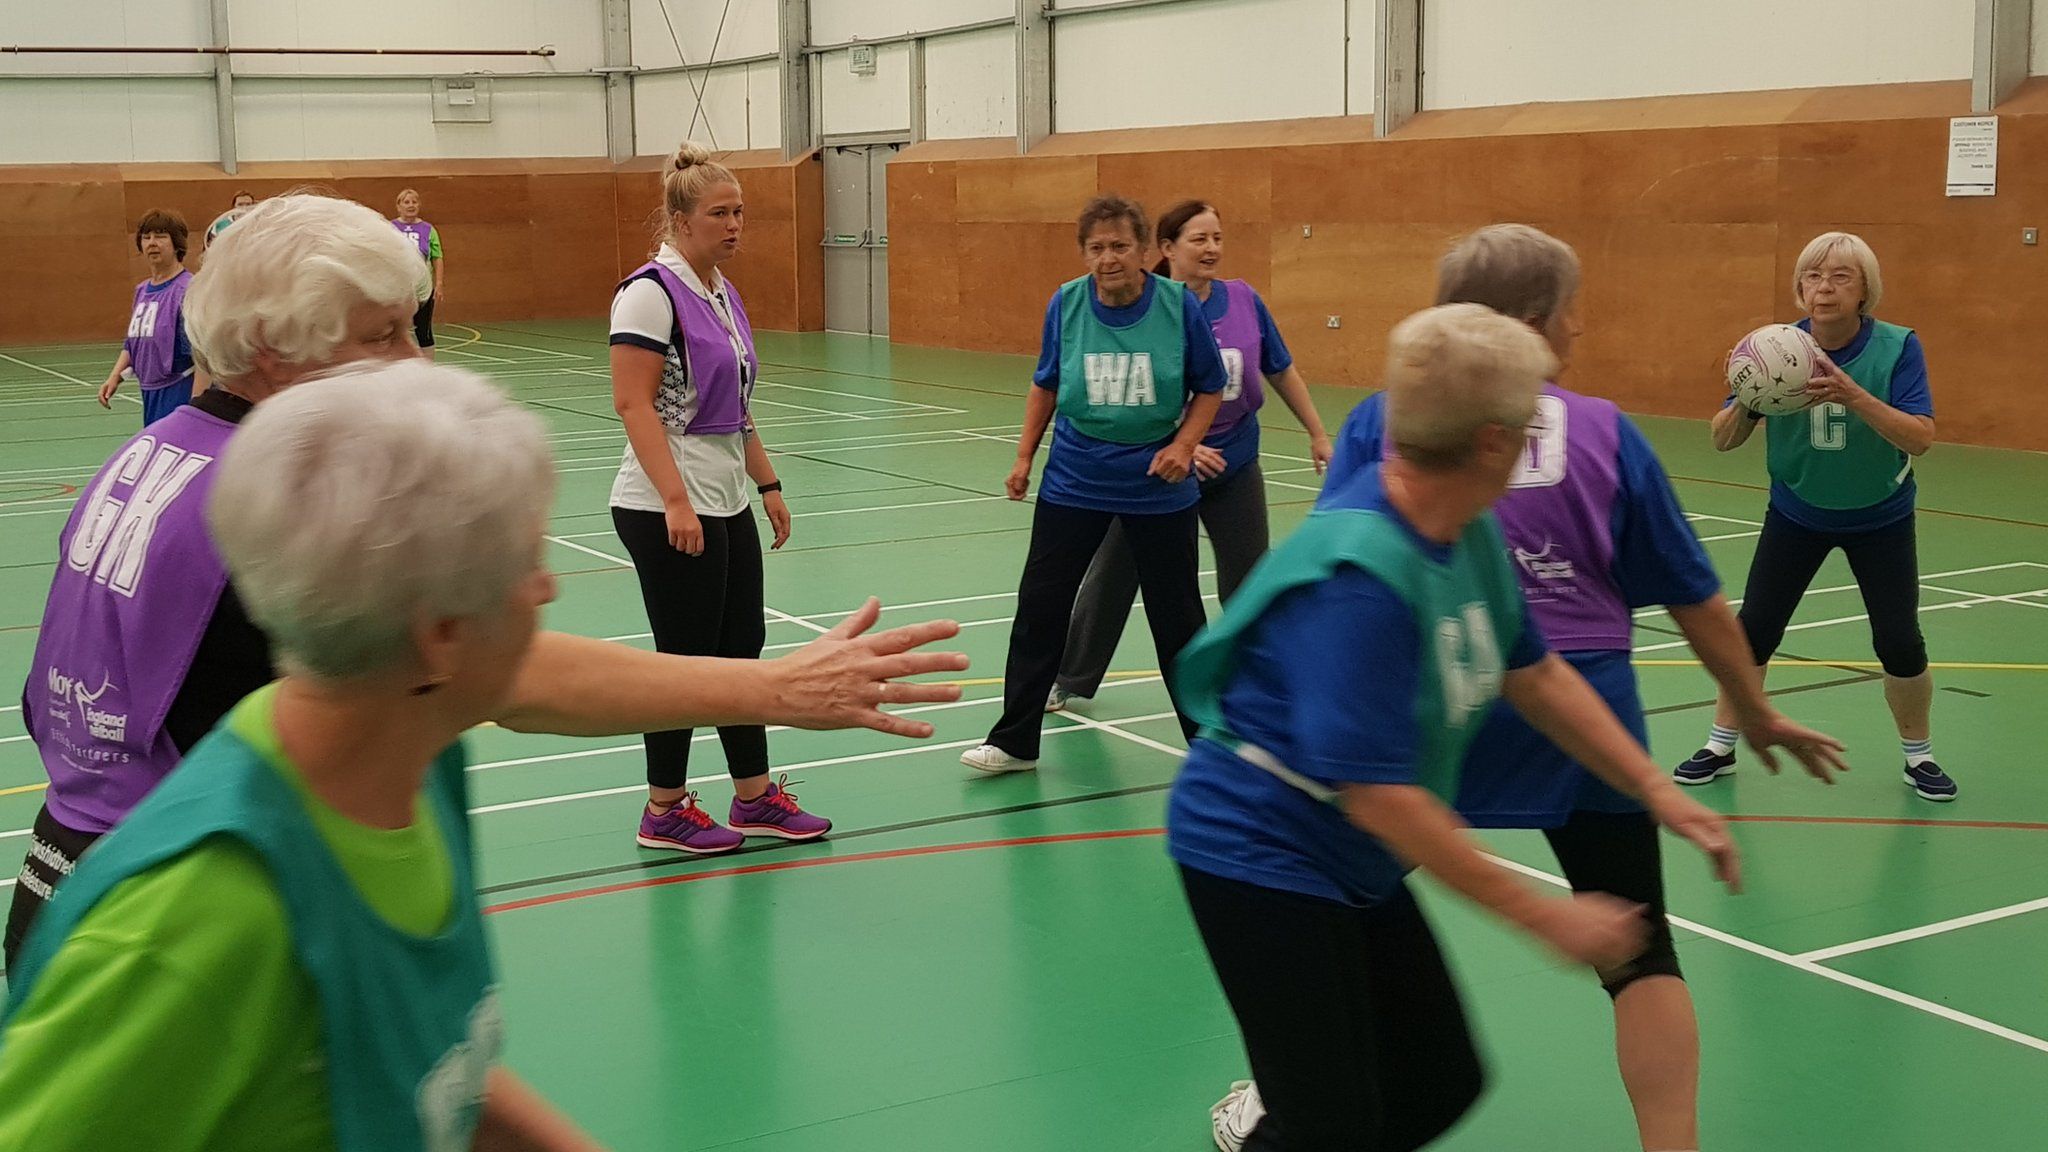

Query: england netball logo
[1513,542,1576,582]
[45,666,127,743]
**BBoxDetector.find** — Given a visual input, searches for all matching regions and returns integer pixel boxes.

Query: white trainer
[1045,686,1074,713]
[960,744,1037,774]
[1211,1080,1265,1152]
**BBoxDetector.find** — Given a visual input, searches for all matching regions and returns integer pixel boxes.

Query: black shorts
[1544,808,1682,992]
[1180,866,1485,1151]
[4,805,102,973]
[413,293,437,348]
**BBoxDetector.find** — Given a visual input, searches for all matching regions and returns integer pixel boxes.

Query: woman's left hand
[1309,434,1334,475]
[1191,444,1228,481]
[763,491,792,550]
[1804,354,1868,410]
[1149,441,1197,484]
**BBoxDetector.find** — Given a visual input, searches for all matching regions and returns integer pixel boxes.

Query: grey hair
[185,192,421,380]
[1793,231,1883,316]
[1434,224,1582,328]
[1385,303,1558,472]
[208,362,556,681]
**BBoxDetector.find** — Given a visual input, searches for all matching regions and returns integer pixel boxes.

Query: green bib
[1767,320,1913,510]
[1055,273,1190,445]
[1177,506,1529,800]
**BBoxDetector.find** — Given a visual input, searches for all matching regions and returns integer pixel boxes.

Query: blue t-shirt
[1032,276,1228,514]
[1723,316,1933,533]
[1327,392,1718,610]
[1197,284,1294,479]
[1165,473,1548,906]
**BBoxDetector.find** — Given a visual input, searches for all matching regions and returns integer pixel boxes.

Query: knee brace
[1596,912,1683,998]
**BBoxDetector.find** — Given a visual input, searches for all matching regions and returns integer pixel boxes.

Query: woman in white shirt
[609,140,830,854]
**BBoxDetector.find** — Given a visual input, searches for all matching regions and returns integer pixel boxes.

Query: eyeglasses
[1799,270,1859,290]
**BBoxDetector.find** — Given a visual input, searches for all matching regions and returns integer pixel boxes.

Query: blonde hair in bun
[660,139,740,245]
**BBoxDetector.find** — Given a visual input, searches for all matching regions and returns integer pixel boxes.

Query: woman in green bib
[1675,232,1951,800]
[0,364,611,1152]
[962,194,1228,774]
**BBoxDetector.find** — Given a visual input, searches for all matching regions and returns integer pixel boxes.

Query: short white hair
[209,362,556,681]
[1793,231,1884,316]
[185,192,421,380]
[1384,303,1557,471]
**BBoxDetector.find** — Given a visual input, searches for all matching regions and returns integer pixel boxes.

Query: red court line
[484,827,1167,915]
[1727,814,2048,832]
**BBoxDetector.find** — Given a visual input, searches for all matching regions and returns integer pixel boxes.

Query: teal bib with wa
[4,729,498,1152]
[1055,273,1190,445]
[1767,320,1913,511]
[1177,506,1530,798]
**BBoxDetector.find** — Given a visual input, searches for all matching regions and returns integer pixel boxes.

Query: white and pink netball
[1726,324,1821,416]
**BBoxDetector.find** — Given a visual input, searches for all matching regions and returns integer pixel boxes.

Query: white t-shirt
[608,245,752,517]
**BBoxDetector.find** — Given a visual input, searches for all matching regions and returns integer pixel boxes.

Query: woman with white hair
[1167,304,1738,1151]
[1675,232,1950,800]
[0,365,610,1149]
[6,192,967,969]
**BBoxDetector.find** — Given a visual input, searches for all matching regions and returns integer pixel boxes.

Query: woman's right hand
[98,375,121,408]
[1525,892,1649,969]
[1005,457,1032,501]
[665,502,704,555]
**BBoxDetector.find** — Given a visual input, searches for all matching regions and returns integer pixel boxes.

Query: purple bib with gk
[393,219,433,259]
[1384,383,1632,650]
[1206,279,1268,438]
[27,405,237,833]
[123,272,191,391]
[625,262,757,435]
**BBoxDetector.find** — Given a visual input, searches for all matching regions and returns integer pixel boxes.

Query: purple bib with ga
[123,271,191,391]
[1207,279,1268,438]
[27,405,236,834]
[394,218,433,259]
[626,262,757,435]
[1380,383,1632,650]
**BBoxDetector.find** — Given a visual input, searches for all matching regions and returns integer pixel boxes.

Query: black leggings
[1544,809,1680,995]
[413,293,437,348]
[612,506,768,788]
[1180,867,1485,1151]
[1738,508,1927,678]
[986,499,1205,760]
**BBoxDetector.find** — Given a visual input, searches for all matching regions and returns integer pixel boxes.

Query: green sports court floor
[2,323,2045,1149]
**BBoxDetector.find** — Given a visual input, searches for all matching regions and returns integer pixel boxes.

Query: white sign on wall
[1946,116,1997,197]
[850,45,878,77]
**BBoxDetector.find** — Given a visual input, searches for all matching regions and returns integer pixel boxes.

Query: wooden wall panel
[793,151,825,332]
[956,223,1077,353]
[956,155,1098,224]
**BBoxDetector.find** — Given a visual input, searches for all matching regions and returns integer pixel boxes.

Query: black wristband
[1742,404,1765,422]
[758,481,783,495]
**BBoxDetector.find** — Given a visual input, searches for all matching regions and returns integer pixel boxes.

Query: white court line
[542,534,826,635]
[1486,853,2048,1056]
[549,496,1009,542]
[1686,512,1766,527]
[0,351,142,406]
[1922,583,2048,611]
[1630,562,2039,621]
[1794,896,2048,964]
[1632,588,2048,653]
[765,606,830,634]
[755,379,939,410]
[1696,530,1762,543]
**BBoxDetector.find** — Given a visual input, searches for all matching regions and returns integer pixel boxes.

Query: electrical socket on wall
[2025,228,2039,246]
[1326,316,1341,329]
[1302,225,1312,238]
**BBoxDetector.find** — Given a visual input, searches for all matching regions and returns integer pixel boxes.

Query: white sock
[1904,738,1934,767]
[1705,724,1739,757]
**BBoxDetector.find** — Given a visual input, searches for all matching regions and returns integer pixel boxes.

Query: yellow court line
[1636,659,2048,673]
[933,671,1162,689]
[0,781,48,798]
[441,323,484,353]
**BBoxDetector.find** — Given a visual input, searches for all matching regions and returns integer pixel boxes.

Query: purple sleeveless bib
[1378,383,1632,650]
[122,271,191,391]
[394,218,434,259]
[27,405,237,833]
[626,262,758,436]
[1207,279,1267,438]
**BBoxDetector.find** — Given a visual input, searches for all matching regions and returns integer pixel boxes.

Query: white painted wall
[635,64,781,154]
[1424,0,1975,109]
[630,0,776,69]
[810,0,1011,47]
[226,0,603,76]
[2033,0,2048,75]
[0,0,212,76]
[0,78,218,163]
[236,76,608,160]
[1052,0,1358,133]
[925,27,1016,139]
[819,42,912,136]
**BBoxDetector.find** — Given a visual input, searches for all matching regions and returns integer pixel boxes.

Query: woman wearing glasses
[1674,232,1951,800]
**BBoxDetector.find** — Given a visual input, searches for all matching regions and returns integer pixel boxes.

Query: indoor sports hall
[2,3,2045,1150]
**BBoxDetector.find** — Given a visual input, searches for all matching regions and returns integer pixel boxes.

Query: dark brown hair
[230,189,255,206]
[134,209,190,262]
[1076,194,1149,248]
[1151,199,1215,275]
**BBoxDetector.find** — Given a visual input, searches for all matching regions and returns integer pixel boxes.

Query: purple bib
[27,405,237,834]
[1207,279,1268,437]
[122,271,191,391]
[626,262,758,435]
[1379,383,1632,650]
[393,218,433,259]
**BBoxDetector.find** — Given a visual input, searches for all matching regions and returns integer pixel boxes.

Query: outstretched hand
[770,599,968,737]
[1741,711,1851,784]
